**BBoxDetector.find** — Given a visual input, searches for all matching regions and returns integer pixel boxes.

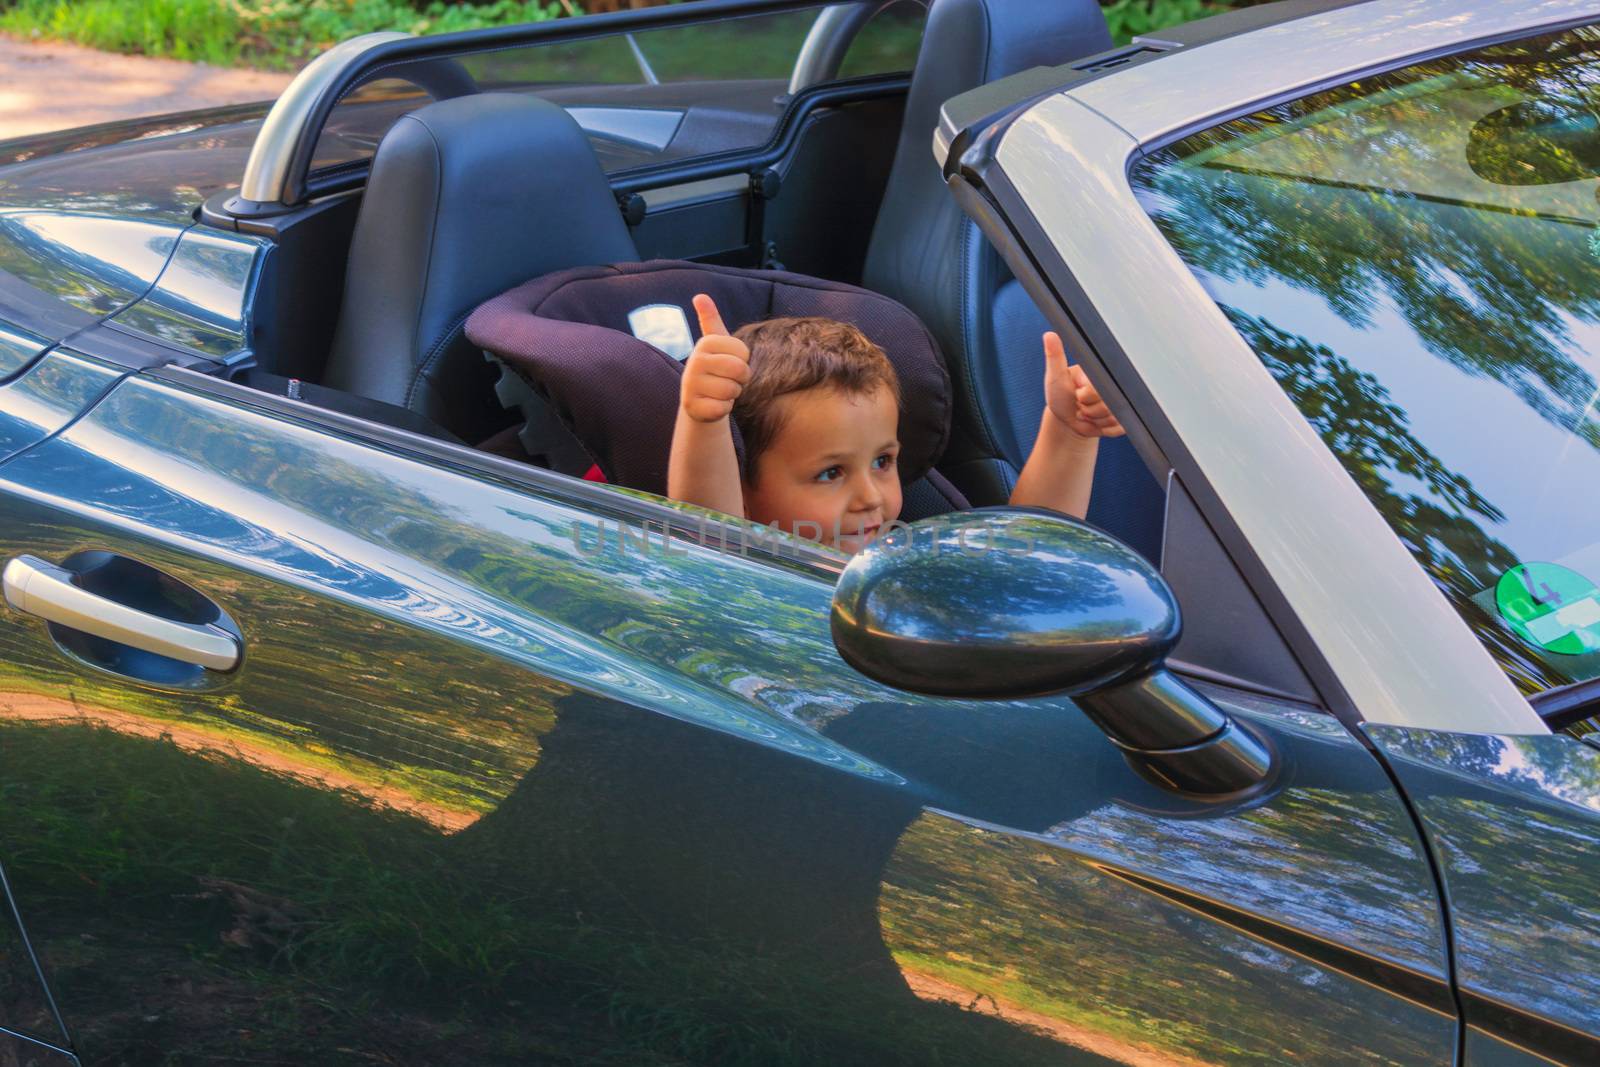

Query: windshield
[1131,26,1600,696]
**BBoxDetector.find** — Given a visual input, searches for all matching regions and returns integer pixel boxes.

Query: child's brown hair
[731,317,901,482]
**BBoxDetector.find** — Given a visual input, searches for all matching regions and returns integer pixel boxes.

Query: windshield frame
[981,0,1600,736]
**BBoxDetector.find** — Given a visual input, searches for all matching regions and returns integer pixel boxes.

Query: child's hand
[680,294,752,423]
[1042,331,1124,440]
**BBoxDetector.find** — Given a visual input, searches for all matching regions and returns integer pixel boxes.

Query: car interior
[219,0,1167,562]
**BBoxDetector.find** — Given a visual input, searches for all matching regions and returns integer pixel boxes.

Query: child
[667,293,1123,554]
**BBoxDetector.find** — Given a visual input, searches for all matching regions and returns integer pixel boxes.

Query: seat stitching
[404,115,447,412]
[412,307,476,409]
[956,0,1013,468]
[960,222,1005,459]
[997,456,1017,496]
[978,0,994,84]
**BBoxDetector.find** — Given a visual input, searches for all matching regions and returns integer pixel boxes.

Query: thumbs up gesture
[680,294,752,424]
[1042,331,1124,439]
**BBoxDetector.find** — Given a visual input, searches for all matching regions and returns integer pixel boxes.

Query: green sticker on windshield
[1495,563,1600,655]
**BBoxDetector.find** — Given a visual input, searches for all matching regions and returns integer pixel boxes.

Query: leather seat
[323,93,638,439]
[862,0,1166,562]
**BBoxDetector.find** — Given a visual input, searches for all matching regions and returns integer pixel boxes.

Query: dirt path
[0,690,480,832]
[0,35,292,142]
[902,969,1220,1067]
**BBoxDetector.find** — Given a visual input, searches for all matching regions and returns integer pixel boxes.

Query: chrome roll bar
[237,31,411,208]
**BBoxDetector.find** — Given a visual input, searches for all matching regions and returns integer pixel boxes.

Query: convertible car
[2,0,1599,1063]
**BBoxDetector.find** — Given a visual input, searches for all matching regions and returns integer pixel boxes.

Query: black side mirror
[830,510,1272,796]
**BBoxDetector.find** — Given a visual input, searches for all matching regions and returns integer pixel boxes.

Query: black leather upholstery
[862,0,1166,562]
[323,93,638,437]
[902,466,970,521]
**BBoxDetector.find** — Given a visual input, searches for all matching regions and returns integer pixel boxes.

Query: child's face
[743,383,902,555]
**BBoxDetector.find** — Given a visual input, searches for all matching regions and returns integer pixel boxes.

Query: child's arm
[667,294,750,518]
[1009,332,1125,519]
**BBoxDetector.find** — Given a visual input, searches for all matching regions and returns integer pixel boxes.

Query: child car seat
[465,259,970,521]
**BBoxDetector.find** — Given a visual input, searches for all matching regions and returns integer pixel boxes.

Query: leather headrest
[323,92,637,431]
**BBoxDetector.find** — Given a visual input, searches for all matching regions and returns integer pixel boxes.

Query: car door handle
[2,555,241,671]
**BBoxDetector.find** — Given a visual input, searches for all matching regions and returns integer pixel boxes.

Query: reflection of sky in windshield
[1203,270,1600,569]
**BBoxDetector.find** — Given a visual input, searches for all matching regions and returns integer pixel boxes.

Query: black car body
[1,1,1598,1064]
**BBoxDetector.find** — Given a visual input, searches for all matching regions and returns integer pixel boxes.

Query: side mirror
[830,510,1272,796]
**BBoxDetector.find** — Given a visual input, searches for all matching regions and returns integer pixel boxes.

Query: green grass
[0,0,1249,72]
[1,0,244,65]
[0,0,563,69]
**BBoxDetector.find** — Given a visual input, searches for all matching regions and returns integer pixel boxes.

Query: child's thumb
[1042,331,1070,371]
[693,293,729,337]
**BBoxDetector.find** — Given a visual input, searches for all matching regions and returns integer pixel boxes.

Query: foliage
[0,0,564,69]
[0,0,245,65]
[0,0,1253,71]
[1102,0,1223,45]
[264,0,562,42]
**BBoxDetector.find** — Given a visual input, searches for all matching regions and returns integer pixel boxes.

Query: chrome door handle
[2,555,240,671]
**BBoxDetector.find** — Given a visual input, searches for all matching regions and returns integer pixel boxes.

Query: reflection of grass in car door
[0,721,508,1063]
[879,806,1445,1067]
[0,718,705,1064]
[0,587,558,828]
[0,492,564,827]
[4,718,1095,1066]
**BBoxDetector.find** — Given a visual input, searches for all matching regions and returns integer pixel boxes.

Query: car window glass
[312,78,429,172]
[309,1,916,178]
[1131,25,1600,696]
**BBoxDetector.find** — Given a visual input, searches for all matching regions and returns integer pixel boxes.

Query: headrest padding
[323,93,637,430]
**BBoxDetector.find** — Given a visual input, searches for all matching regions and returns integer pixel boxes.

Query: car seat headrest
[465,260,951,496]
[322,92,638,434]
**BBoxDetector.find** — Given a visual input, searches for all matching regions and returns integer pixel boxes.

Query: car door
[0,360,1462,1064]
[0,346,111,1065]
[0,364,876,1064]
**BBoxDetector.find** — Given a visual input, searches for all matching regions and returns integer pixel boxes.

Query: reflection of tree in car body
[1369,728,1600,1025]
[0,706,1105,1066]
[1137,33,1600,438]
[1219,311,1551,693]
[1132,36,1600,693]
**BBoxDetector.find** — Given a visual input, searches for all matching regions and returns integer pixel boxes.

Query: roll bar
[235,32,409,211]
